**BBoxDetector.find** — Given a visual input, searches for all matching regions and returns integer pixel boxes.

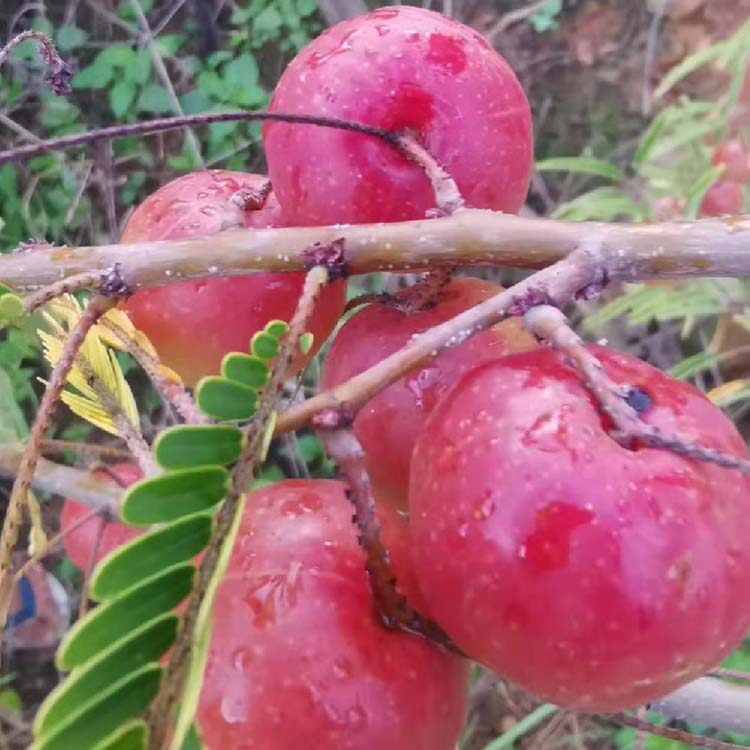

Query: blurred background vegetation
[3,1,750,749]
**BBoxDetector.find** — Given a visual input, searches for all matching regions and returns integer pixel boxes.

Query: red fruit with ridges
[61,463,143,571]
[321,278,536,508]
[264,6,532,226]
[197,480,468,750]
[122,170,346,387]
[409,346,750,710]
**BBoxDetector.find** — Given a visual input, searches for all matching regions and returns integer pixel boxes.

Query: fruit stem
[318,426,463,653]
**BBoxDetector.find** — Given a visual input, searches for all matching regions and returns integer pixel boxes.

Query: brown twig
[0,294,114,639]
[275,247,601,435]
[318,427,461,652]
[148,265,331,750]
[523,305,750,473]
[21,271,106,314]
[40,439,132,460]
[99,318,209,426]
[603,712,749,750]
[0,30,72,94]
[0,110,400,167]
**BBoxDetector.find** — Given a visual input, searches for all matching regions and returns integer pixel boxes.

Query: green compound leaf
[196,377,258,421]
[154,424,243,470]
[57,563,194,670]
[264,319,289,339]
[250,331,279,360]
[221,353,269,388]
[91,514,212,601]
[299,332,314,355]
[90,720,148,750]
[36,614,177,737]
[30,665,161,750]
[121,467,228,525]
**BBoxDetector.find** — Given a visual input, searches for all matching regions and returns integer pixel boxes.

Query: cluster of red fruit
[60,6,750,748]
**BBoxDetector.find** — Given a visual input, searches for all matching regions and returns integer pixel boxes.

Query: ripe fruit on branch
[60,463,142,571]
[699,180,744,217]
[197,479,469,750]
[264,5,533,226]
[321,277,536,508]
[409,345,750,710]
[121,170,346,387]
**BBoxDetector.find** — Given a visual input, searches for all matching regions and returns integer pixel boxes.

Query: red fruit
[264,6,532,226]
[321,278,536,508]
[712,139,750,183]
[197,479,468,750]
[700,180,744,217]
[652,196,684,221]
[121,170,346,387]
[409,346,750,711]
[61,463,143,571]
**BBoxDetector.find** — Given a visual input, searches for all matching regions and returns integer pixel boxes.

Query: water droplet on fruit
[346,705,367,729]
[332,658,353,679]
[220,689,248,725]
[233,648,252,670]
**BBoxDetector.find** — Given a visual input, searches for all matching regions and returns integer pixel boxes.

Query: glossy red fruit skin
[121,170,346,387]
[410,346,750,711]
[713,139,750,183]
[61,463,143,571]
[264,5,532,226]
[700,180,744,217]
[197,480,469,750]
[321,278,536,508]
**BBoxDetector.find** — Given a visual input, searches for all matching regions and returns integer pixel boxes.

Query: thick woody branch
[3,212,750,293]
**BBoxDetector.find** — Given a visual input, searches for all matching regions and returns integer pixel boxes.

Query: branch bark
[3,211,750,293]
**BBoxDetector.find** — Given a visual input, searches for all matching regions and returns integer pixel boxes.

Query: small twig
[128,0,204,167]
[14,504,113,582]
[318,427,461,652]
[148,265,331,750]
[487,0,552,42]
[0,110,400,167]
[99,318,209,426]
[0,294,114,639]
[395,133,464,215]
[0,30,73,94]
[78,514,106,618]
[709,667,750,682]
[40,438,132,460]
[22,269,124,315]
[523,305,750,473]
[603,712,749,750]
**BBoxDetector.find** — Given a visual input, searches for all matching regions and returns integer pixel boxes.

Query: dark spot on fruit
[625,387,652,414]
